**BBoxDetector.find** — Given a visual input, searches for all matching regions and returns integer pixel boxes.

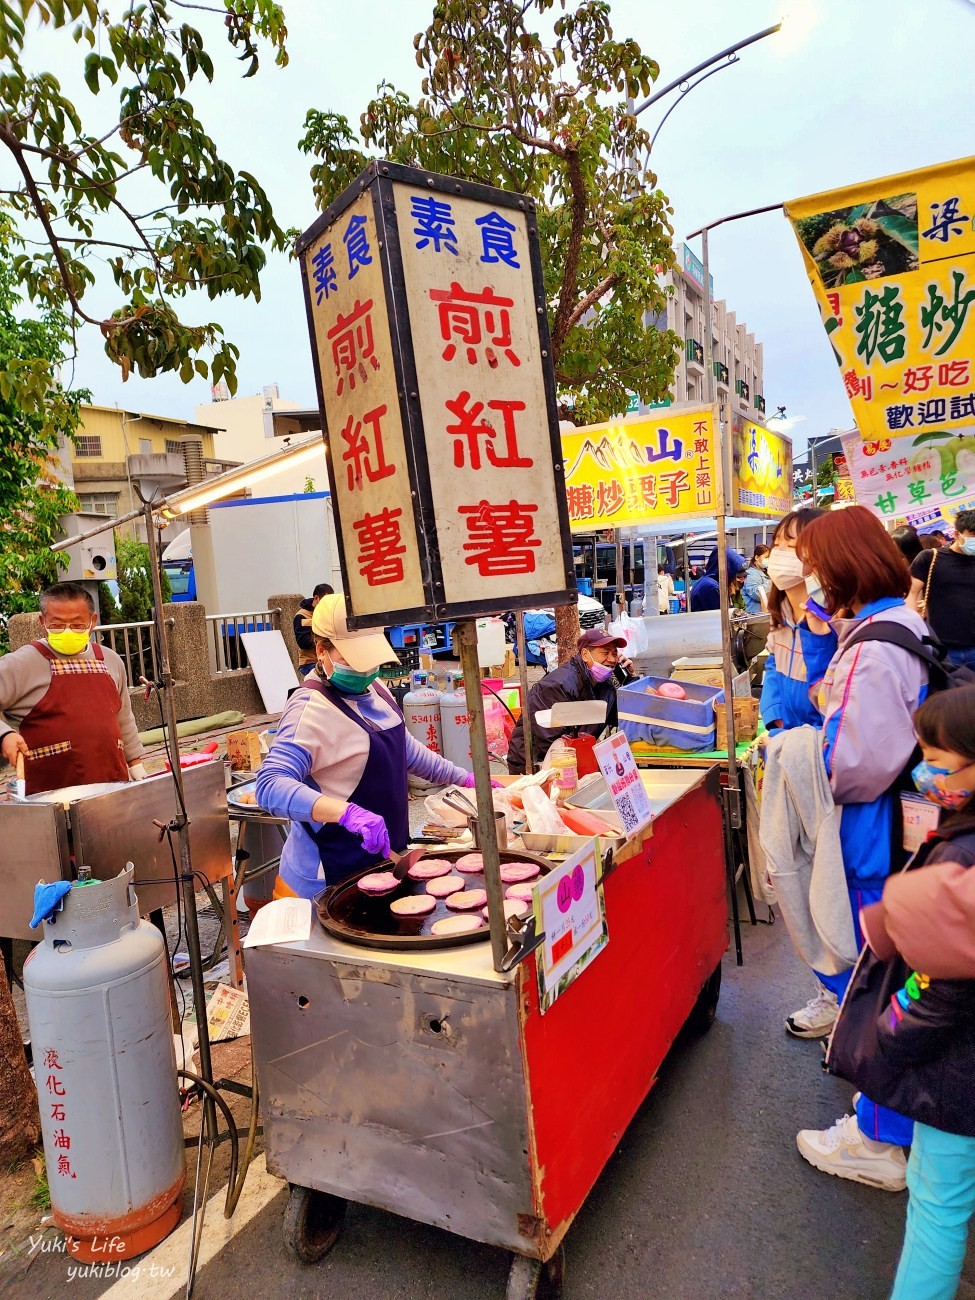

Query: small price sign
[533,838,608,1014]
[593,732,654,840]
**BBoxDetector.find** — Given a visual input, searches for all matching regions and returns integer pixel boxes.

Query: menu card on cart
[533,839,608,1014]
[593,732,654,840]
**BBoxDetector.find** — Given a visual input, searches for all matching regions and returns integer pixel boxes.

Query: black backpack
[842,621,975,692]
[840,622,975,861]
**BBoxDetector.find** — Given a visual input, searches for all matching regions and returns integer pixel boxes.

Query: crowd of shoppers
[755,503,975,1298]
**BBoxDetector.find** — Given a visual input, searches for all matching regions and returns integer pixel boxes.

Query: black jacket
[827,820,975,1137]
[506,654,617,775]
[293,598,316,666]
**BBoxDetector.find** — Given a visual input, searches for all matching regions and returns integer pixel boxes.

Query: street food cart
[249,765,725,1299]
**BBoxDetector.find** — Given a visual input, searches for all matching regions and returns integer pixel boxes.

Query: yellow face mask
[46,629,91,656]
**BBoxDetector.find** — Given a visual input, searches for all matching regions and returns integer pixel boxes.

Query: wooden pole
[457,621,507,971]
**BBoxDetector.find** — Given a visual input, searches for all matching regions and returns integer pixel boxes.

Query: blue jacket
[689,546,746,612]
[742,565,770,615]
[827,823,975,1138]
[760,612,838,732]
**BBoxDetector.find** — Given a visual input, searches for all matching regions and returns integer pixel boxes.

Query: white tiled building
[643,243,766,421]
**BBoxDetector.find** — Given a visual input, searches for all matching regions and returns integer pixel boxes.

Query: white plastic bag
[423,784,471,828]
[609,610,649,658]
[521,785,573,836]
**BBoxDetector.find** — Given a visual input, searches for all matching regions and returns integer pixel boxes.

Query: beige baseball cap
[310,594,400,673]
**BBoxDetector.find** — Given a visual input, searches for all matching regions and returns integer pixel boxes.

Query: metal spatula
[362,845,430,897]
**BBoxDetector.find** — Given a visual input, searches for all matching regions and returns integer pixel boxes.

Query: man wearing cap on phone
[255,594,496,899]
[506,628,633,776]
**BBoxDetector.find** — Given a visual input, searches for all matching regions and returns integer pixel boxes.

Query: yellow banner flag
[561,406,720,532]
[785,156,975,441]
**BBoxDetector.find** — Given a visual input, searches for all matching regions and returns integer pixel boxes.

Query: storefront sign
[533,838,609,1013]
[731,419,794,517]
[840,428,975,521]
[298,162,575,627]
[681,242,714,297]
[786,156,975,443]
[593,732,654,840]
[561,405,721,532]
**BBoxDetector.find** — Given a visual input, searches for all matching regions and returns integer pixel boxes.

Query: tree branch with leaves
[0,0,290,391]
[299,0,681,655]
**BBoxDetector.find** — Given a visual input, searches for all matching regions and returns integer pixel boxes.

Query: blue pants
[891,1122,975,1300]
[817,886,915,1148]
[946,646,975,669]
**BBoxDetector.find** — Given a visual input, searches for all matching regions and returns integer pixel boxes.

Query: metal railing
[205,610,277,673]
[94,620,161,689]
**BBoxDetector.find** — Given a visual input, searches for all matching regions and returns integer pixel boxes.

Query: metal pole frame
[457,621,508,972]
[141,499,219,1137]
[701,231,743,830]
[515,612,534,775]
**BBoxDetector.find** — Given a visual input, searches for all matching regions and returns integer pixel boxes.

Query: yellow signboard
[561,407,720,532]
[731,419,794,517]
[785,156,975,442]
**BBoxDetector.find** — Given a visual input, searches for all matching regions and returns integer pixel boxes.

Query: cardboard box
[618,675,723,752]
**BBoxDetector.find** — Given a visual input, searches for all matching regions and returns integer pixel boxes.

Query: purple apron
[300,677,409,887]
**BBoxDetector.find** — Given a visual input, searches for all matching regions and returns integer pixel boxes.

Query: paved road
[9,914,975,1300]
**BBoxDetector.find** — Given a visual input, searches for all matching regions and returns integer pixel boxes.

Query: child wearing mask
[827,687,975,1299]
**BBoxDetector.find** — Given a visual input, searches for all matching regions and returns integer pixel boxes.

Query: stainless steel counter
[0,763,233,940]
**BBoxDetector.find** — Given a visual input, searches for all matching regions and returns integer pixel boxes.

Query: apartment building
[646,243,766,420]
[67,404,235,533]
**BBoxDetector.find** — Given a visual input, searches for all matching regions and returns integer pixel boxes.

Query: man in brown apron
[0,584,147,795]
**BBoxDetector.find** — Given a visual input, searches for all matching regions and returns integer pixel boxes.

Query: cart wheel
[282,1184,347,1264]
[686,962,722,1035]
[505,1246,565,1300]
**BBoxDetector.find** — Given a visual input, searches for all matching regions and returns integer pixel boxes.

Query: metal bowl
[316,846,551,951]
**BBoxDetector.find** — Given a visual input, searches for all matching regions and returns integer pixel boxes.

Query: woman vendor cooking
[256,594,486,899]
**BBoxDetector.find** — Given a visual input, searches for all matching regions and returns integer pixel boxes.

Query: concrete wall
[9,594,305,732]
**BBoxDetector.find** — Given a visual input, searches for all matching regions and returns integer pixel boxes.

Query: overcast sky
[13,0,975,452]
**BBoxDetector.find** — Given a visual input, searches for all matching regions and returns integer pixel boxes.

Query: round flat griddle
[317,846,551,951]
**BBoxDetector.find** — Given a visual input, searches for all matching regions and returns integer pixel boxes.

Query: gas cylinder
[23,866,185,1262]
[402,671,443,755]
[440,671,473,769]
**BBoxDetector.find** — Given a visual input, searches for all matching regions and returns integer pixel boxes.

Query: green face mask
[325,662,381,695]
[46,629,91,656]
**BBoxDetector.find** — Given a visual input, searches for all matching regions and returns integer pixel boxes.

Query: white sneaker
[785,987,839,1038]
[796,1113,907,1191]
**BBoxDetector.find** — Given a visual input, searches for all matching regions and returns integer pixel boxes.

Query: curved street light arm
[649,57,738,152]
[633,22,782,116]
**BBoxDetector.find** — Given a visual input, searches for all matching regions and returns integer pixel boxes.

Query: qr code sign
[617,791,641,833]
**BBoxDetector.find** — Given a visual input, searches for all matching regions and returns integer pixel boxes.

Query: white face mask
[766,546,807,591]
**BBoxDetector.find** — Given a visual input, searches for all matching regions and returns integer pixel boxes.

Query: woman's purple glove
[338,803,390,858]
[462,772,504,790]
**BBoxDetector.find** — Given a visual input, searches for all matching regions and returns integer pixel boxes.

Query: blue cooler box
[618,675,724,752]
